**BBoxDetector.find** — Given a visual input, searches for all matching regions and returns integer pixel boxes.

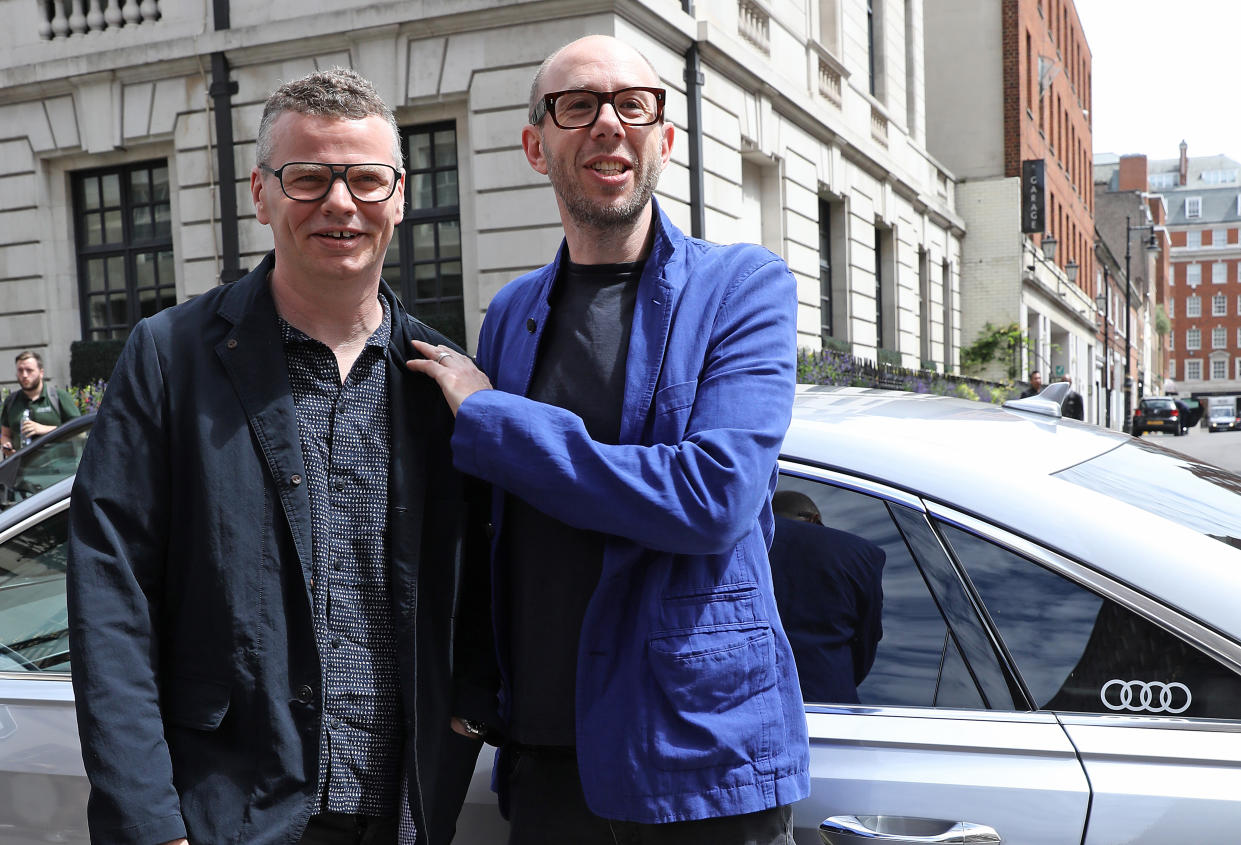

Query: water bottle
[19,408,31,448]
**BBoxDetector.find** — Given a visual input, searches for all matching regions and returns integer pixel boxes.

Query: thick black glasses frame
[260,162,401,203]
[529,87,667,129]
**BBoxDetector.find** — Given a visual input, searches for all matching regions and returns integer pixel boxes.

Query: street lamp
[1096,268,1111,428]
[1042,234,1058,262]
[1123,215,1161,429]
[1065,260,1079,284]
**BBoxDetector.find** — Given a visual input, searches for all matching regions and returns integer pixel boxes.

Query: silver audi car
[4,385,1241,844]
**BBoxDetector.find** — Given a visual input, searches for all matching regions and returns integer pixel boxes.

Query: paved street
[1130,422,1241,474]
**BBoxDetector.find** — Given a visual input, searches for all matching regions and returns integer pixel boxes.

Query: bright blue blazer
[451,201,811,823]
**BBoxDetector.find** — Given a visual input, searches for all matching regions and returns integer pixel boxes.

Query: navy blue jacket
[769,517,884,704]
[67,254,481,845]
[451,203,811,823]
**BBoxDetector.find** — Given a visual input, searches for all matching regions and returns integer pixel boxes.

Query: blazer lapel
[214,262,314,586]
[620,206,681,442]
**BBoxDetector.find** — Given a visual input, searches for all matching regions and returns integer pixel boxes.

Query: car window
[0,510,71,673]
[773,473,992,709]
[0,428,90,509]
[941,521,1241,720]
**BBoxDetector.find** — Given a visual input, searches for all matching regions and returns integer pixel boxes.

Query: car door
[934,506,1241,844]
[774,464,1090,845]
[0,492,89,845]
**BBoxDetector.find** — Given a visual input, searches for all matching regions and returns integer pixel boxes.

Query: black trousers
[297,812,398,845]
[506,745,796,845]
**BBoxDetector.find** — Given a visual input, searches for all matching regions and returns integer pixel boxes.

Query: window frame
[386,121,465,346]
[72,159,176,340]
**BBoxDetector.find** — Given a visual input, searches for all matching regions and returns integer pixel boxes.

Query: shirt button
[526,317,536,333]
[290,473,302,486]
[296,685,314,704]
[331,637,341,648]
[226,338,238,349]
[333,480,345,492]
[332,560,343,571]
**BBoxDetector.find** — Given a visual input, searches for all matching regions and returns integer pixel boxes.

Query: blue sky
[1075,0,1241,164]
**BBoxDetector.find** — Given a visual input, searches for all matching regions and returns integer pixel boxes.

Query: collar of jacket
[210,252,430,596]
[526,198,689,442]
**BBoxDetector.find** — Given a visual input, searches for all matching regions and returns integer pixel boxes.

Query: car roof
[785,385,1241,641]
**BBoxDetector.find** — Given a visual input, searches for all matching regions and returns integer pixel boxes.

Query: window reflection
[943,522,1241,720]
[773,475,977,708]
[0,511,71,673]
[1057,440,1241,550]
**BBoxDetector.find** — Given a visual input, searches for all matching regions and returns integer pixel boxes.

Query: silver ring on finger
[436,351,452,364]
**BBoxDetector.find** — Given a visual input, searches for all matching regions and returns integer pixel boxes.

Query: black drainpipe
[210,0,244,283]
[681,1,706,239]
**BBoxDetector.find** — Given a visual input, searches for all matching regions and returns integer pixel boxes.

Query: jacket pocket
[651,379,697,442]
[164,675,231,731]
[646,624,775,771]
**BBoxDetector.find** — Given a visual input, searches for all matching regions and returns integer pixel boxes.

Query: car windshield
[0,420,91,510]
[1056,440,1241,551]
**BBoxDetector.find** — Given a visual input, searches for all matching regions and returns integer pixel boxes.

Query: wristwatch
[459,718,488,739]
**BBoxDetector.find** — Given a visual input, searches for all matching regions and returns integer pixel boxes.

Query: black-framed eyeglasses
[260,162,402,203]
[530,87,666,129]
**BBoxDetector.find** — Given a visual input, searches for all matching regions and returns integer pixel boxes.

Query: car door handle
[820,815,1002,844]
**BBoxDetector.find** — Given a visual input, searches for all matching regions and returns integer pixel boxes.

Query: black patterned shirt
[279,296,401,817]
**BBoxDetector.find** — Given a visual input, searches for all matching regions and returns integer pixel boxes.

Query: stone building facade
[0,0,963,389]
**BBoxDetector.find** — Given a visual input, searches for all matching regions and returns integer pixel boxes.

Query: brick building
[1148,143,1241,404]
[925,0,1097,408]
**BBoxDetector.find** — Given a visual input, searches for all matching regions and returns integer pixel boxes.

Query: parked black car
[1131,397,1185,437]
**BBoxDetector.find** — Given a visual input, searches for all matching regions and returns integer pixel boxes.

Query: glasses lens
[345,165,397,201]
[279,163,333,200]
[552,91,601,128]
[613,88,659,125]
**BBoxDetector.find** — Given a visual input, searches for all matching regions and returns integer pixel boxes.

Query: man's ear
[521,125,549,176]
[659,121,674,168]
[251,167,270,225]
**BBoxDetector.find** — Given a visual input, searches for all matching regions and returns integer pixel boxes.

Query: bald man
[411,33,808,845]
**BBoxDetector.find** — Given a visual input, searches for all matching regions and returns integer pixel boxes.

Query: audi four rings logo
[1100,679,1193,714]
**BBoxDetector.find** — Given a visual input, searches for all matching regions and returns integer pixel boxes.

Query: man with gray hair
[68,67,483,845]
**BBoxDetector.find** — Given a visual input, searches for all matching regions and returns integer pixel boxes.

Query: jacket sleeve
[452,254,796,556]
[66,319,187,844]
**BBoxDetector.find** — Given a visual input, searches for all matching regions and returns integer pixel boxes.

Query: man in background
[1,350,80,456]
[1059,375,1085,420]
[768,490,884,704]
[1019,369,1044,398]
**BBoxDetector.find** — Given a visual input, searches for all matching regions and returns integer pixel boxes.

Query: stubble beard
[548,143,663,232]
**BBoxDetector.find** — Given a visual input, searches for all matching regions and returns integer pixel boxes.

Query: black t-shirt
[503,258,642,745]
